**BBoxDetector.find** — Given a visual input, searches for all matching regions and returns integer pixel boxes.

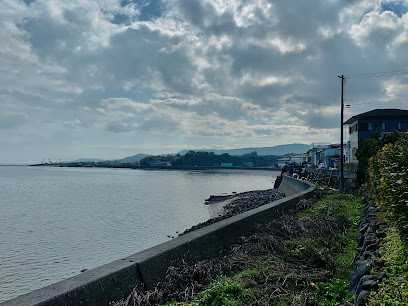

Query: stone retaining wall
[1,176,315,306]
[347,195,386,306]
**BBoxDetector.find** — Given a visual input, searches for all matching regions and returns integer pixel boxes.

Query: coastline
[179,188,286,236]
[30,163,281,171]
[2,176,312,306]
[0,166,279,303]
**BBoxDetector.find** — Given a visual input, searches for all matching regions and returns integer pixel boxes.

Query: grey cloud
[229,45,307,77]
[105,121,134,133]
[176,0,236,35]
[196,99,248,121]
[99,25,198,94]
[18,2,199,97]
[138,115,180,132]
[152,95,263,122]
[286,106,340,129]
[252,128,274,136]
[20,7,89,60]
[0,112,29,129]
[3,0,408,163]
[23,0,36,6]
[239,83,291,108]
[104,112,180,134]
[269,0,344,39]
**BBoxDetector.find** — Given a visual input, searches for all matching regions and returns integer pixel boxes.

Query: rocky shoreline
[179,189,285,236]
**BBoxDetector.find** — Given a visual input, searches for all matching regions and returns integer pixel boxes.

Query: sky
[1,0,408,163]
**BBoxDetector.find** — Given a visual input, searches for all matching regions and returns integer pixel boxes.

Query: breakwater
[1,176,315,306]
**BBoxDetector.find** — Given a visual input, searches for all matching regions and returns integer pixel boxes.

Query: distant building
[307,143,330,167]
[242,161,254,167]
[287,153,308,166]
[318,144,347,169]
[344,108,408,164]
[277,156,289,168]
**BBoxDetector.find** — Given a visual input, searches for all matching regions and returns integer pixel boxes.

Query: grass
[370,226,408,305]
[159,190,363,306]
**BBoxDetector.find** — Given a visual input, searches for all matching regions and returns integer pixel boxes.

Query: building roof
[344,108,408,125]
[288,153,308,158]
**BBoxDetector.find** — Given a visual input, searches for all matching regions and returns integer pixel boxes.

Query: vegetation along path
[111,187,362,306]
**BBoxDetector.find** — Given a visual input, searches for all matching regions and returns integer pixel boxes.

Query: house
[319,144,347,169]
[307,143,330,167]
[344,109,408,164]
[287,153,308,166]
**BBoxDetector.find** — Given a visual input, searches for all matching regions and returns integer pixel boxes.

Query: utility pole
[338,75,345,192]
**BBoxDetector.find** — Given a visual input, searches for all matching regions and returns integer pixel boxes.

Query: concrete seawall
[2,176,315,306]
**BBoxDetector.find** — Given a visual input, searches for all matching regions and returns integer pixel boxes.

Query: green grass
[370,226,408,305]
[161,191,362,305]
[164,280,245,306]
[298,193,361,220]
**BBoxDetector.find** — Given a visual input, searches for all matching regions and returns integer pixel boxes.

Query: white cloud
[1,0,408,162]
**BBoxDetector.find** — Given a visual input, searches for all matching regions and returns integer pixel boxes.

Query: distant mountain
[71,144,309,164]
[116,153,148,163]
[178,144,309,156]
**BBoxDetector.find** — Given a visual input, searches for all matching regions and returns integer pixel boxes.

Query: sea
[0,165,279,303]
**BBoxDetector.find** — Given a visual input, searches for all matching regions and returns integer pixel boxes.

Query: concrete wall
[2,176,315,306]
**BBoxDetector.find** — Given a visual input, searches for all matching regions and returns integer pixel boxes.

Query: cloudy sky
[1,0,408,163]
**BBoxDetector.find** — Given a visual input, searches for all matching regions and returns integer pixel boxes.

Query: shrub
[368,134,408,241]
[313,278,349,305]
[357,130,404,183]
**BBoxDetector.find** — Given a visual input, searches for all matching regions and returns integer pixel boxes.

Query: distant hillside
[178,144,309,156]
[116,153,148,163]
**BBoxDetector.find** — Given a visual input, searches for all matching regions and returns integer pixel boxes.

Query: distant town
[34,109,408,175]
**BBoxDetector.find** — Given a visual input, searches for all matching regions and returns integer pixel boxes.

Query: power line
[345,93,408,102]
[346,69,408,79]
[348,98,408,106]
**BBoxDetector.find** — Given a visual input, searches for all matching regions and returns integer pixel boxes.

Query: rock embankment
[347,194,386,306]
[180,189,285,236]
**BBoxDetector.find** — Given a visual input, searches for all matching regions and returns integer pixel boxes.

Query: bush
[313,278,349,305]
[368,134,408,241]
[357,130,404,183]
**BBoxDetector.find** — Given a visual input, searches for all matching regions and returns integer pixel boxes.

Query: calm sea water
[0,166,279,302]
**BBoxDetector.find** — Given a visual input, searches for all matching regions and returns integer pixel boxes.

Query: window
[398,121,408,130]
[352,148,357,160]
[360,123,368,131]
[368,122,386,130]
[349,123,358,134]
